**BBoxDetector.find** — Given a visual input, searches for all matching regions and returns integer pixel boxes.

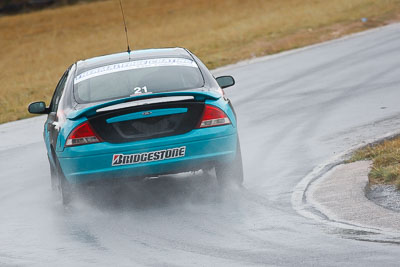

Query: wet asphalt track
[1,24,400,266]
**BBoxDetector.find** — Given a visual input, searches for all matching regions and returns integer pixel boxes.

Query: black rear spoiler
[67,91,221,120]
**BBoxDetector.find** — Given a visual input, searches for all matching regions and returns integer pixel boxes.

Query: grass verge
[349,137,400,189]
[1,0,400,123]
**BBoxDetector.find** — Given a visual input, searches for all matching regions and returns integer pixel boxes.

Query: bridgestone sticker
[74,58,198,84]
[112,146,186,166]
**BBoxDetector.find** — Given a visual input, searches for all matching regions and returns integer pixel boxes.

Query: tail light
[197,105,231,128]
[65,121,102,147]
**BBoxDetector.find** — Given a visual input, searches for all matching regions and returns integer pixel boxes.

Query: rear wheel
[49,158,57,191]
[60,173,73,205]
[215,141,244,187]
[53,156,73,205]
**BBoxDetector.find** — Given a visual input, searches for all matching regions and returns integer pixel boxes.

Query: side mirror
[216,75,235,89]
[28,101,48,114]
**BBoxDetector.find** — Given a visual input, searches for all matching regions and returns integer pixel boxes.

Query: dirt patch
[366,185,400,212]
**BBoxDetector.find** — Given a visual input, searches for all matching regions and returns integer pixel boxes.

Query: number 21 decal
[133,86,148,94]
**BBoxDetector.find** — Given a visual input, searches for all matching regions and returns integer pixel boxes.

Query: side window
[50,70,69,113]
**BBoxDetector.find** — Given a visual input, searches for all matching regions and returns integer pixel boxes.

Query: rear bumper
[57,125,237,184]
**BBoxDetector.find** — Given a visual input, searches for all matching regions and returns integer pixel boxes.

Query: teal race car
[28,48,243,204]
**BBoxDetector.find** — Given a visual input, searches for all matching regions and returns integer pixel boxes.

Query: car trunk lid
[67,91,220,143]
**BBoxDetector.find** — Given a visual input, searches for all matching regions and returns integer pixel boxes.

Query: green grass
[349,137,400,189]
[1,0,400,124]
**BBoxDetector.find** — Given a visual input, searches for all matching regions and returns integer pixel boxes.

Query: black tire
[54,156,73,205]
[60,172,73,205]
[215,141,244,187]
[49,158,58,191]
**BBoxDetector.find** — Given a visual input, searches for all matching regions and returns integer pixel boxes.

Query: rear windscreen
[74,58,204,103]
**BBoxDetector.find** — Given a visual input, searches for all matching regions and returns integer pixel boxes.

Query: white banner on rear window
[74,58,198,84]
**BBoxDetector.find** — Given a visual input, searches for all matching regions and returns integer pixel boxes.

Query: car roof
[75,47,193,75]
